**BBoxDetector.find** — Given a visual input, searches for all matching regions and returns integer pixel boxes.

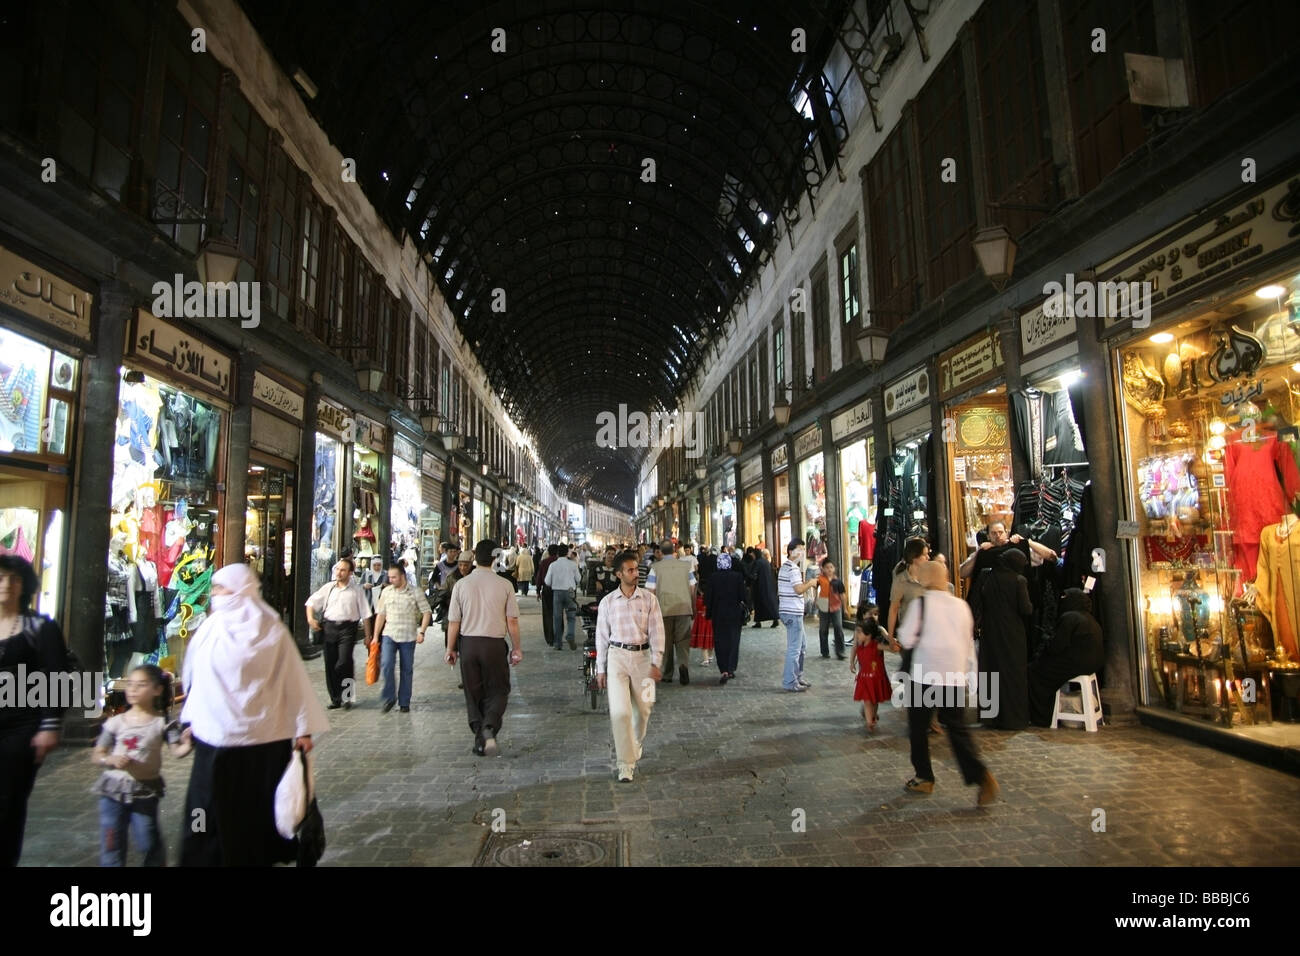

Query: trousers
[818,607,845,657]
[606,646,654,774]
[380,636,416,707]
[322,620,360,705]
[0,727,41,865]
[459,635,510,741]
[541,586,555,645]
[907,695,987,785]
[660,615,693,674]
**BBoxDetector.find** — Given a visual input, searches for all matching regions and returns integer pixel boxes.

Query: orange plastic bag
[365,637,380,685]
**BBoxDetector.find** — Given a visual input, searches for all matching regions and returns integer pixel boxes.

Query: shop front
[418,451,445,583]
[1108,173,1300,739]
[352,415,385,562]
[876,366,934,601]
[311,398,349,593]
[454,473,472,547]
[714,475,736,549]
[794,424,826,564]
[771,444,791,550]
[472,483,491,544]
[0,244,93,624]
[740,453,764,551]
[246,370,304,633]
[390,430,422,560]
[831,397,876,606]
[108,310,234,685]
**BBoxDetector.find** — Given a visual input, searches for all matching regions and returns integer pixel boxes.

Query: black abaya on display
[970,549,1033,730]
[1029,589,1104,726]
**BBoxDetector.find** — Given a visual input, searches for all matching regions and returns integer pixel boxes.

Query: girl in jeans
[91,665,191,865]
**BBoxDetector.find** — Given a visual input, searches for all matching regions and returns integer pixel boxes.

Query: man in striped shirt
[777,539,818,692]
[596,550,665,782]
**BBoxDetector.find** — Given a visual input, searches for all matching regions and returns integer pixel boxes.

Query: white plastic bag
[274,749,314,839]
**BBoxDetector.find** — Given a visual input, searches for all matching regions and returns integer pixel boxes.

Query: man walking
[545,543,583,649]
[596,550,664,782]
[373,564,432,713]
[306,558,374,709]
[444,539,523,756]
[515,546,534,596]
[537,544,559,648]
[777,540,818,692]
[646,540,695,685]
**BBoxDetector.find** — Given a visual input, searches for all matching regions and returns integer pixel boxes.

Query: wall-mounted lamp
[973,225,1017,292]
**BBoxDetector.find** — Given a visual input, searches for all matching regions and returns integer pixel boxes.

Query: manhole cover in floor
[474,830,628,867]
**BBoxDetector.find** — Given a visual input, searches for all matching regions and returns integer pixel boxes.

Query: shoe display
[905,778,935,794]
[977,771,1000,806]
[679,665,689,685]
[381,699,395,714]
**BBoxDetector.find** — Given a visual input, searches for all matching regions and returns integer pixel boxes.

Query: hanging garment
[1225,438,1300,580]
[1252,521,1300,660]
[1043,389,1087,467]
[857,520,876,561]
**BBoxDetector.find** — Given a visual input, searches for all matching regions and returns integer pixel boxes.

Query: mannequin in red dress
[1225,436,1300,580]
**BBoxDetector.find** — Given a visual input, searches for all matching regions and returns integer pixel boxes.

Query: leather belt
[608,641,649,651]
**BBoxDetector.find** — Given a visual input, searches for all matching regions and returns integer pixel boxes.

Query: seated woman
[1028,589,1104,727]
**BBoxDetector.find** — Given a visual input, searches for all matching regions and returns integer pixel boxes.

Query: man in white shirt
[305,558,374,710]
[544,543,583,649]
[896,561,998,805]
[596,550,665,782]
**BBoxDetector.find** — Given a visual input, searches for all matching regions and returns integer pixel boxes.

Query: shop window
[1188,0,1300,107]
[916,49,978,299]
[811,261,831,384]
[947,393,1016,587]
[0,331,78,459]
[222,91,267,276]
[865,119,918,329]
[1062,0,1156,195]
[1118,271,1300,732]
[974,0,1057,237]
[839,437,876,607]
[264,144,298,322]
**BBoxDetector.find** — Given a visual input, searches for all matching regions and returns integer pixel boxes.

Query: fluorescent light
[1058,369,1083,388]
[1257,285,1286,299]
[1150,332,1175,344]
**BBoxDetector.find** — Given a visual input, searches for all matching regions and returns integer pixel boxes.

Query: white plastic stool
[1050,673,1103,731]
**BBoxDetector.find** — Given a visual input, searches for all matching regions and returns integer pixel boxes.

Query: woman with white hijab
[179,563,329,866]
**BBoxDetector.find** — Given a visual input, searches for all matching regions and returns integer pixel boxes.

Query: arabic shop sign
[0,247,93,343]
[316,398,352,439]
[794,424,822,460]
[884,366,929,418]
[131,310,232,398]
[1021,300,1077,356]
[939,331,1004,399]
[354,415,387,451]
[393,433,420,466]
[830,397,873,443]
[769,443,788,473]
[252,371,304,421]
[1098,176,1300,328]
[423,452,446,481]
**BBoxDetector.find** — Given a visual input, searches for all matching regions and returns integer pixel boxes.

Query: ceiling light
[1149,332,1175,344]
[1257,285,1286,299]
[1058,369,1083,388]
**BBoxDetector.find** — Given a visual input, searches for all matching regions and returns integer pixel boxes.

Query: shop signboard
[1020,301,1077,357]
[0,246,93,344]
[830,397,873,443]
[770,443,789,473]
[393,432,420,466]
[316,398,351,440]
[131,310,233,399]
[740,454,762,487]
[354,415,387,451]
[884,366,929,418]
[423,452,447,481]
[939,330,1004,399]
[252,371,304,421]
[794,424,822,460]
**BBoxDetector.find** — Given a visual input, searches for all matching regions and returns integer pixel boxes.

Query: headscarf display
[181,563,330,747]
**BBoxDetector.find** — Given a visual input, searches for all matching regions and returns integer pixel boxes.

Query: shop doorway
[246,457,295,634]
[0,467,67,619]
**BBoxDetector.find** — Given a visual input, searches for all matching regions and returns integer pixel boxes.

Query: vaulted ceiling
[240,0,856,510]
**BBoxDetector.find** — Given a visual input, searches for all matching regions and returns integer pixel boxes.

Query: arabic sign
[884,366,929,418]
[770,443,789,473]
[423,452,446,481]
[830,397,874,443]
[794,424,822,460]
[939,331,1004,398]
[354,415,387,451]
[0,247,93,344]
[740,454,762,487]
[316,398,351,439]
[131,310,233,398]
[1021,300,1077,356]
[393,433,420,466]
[1098,175,1300,328]
[252,371,304,422]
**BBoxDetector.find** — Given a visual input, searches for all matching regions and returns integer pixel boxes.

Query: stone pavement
[20,600,1300,866]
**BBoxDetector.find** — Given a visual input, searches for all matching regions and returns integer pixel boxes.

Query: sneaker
[797,678,812,688]
[381,699,396,714]
[617,765,635,782]
[977,771,999,806]
[905,778,935,794]
[483,736,499,757]
[679,666,689,686]
[784,684,808,693]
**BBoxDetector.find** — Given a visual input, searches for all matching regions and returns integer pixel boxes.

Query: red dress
[690,592,714,650]
[1226,437,1300,580]
[853,641,892,703]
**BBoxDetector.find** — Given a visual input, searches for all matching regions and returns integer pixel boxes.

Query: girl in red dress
[691,591,714,666]
[850,600,893,732]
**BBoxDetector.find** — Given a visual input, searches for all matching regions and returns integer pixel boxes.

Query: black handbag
[295,754,326,867]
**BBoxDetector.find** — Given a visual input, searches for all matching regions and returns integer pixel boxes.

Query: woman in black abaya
[1029,589,1104,726]
[970,548,1033,730]
[706,552,749,683]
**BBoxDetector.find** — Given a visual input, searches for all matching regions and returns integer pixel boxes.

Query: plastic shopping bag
[274,749,314,839]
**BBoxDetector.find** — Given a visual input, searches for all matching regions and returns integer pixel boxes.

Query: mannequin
[1252,513,1300,661]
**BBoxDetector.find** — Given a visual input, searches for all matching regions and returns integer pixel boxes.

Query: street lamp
[773,398,792,427]
[355,361,385,395]
[856,326,890,367]
[196,236,242,286]
[694,465,708,480]
[973,225,1017,292]
[727,433,743,456]
[419,410,440,435]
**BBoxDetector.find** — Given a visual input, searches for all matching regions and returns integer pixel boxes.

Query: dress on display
[1225,437,1300,580]
[857,520,875,561]
[1252,520,1300,660]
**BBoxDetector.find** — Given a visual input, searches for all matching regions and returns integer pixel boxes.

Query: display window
[798,453,827,563]
[947,390,1014,578]
[109,370,225,687]
[743,488,764,550]
[245,459,294,631]
[390,456,421,555]
[1118,269,1300,735]
[716,491,736,548]
[688,497,701,546]
[351,446,381,559]
[839,437,876,606]
[773,472,791,549]
[311,433,342,593]
[473,496,491,545]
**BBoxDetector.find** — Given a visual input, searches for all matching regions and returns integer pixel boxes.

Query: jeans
[99,795,165,866]
[381,636,416,707]
[553,590,577,647]
[780,614,806,689]
[606,646,655,774]
[818,607,845,657]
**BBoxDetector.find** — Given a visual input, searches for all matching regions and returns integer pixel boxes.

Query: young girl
[91,664,190,866]
[850,600,893,732]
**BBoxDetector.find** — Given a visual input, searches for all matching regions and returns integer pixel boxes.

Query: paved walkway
[20,600,1300,866]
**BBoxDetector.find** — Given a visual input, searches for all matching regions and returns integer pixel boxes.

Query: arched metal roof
[242,0,856,509]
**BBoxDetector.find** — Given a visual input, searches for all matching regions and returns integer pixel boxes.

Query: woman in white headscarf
[178,563,329,866]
